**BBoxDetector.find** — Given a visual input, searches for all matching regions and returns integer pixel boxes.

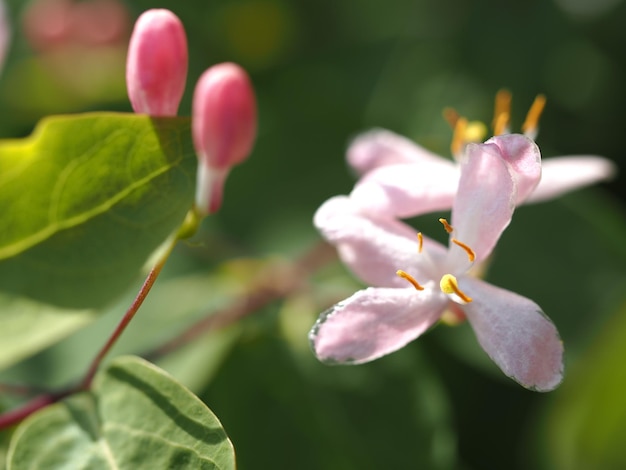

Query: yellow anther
[451,238,476,262]
[440,274,472,303]
[397,270,425,291]
[464,121,488,143]
[492,89,512,134]
[450,116,468,157]
[417,232,423,253]
[438,218,454,234]
[522,94,546,135]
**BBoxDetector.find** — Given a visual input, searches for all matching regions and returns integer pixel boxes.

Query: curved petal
[485,134,542,203]
[314,196,446,287]
[350,162,460,218]
[524,155,617,204]
[460,277,563,391]
[309,287,446,364]
[449,142,516,268]
[347,128,448,175]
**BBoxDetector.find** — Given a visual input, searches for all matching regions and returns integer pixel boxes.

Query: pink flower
[126,9,188,116]
[192,62,257,215]
[310,134,564,391]
[348,95,615,219]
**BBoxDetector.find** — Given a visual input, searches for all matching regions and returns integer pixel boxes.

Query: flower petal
[524,155,616,204]
[460,277,564,391]
[310,287,446,364]
[314,196,446,287]
[485,134,542,203]
[350,161,460,218]
[347,128,448,175]
[449,141,516,267]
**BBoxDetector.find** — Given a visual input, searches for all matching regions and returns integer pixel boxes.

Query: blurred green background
[1,0,625,469]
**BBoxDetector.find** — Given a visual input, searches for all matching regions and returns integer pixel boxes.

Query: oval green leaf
[7,355,235,470]
[0,113,197,308]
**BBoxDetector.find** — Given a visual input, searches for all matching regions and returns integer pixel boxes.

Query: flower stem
[0,240,177,430]
[79,248,172,390]
[0,390,72,429]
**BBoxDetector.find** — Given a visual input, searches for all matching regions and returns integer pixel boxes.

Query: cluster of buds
[126,9,257,215]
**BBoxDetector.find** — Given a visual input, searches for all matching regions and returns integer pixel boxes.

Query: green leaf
[0,294,95,370]
[0,113,197,309]
[7,356,235,470]
[541,298,626,470]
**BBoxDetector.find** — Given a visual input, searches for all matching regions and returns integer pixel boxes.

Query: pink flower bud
[126,9,187,116]
[192,62,257,214]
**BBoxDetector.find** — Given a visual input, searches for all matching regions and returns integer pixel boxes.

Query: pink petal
[485,134,542,203]
[310,287,446,364]
[347,129,448,175]
[460,277,564,391]
[524,155,617,204]
[449,141,516,267]
[350,161,460,218]
[314,196,446,287]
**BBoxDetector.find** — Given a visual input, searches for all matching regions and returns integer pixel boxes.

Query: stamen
[493,111,510,136]
[443,107,460,128]
[440,274,472,303]
[438,218,454,234]
[522,94,546,136]
[492,89,512,135]
[450,116,468,157]
[451,238,475,262]
[397,270,424,291]
[417,232,423,253]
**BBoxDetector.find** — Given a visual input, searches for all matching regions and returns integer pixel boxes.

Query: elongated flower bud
[192,62,257,214]
[126,9,187,116]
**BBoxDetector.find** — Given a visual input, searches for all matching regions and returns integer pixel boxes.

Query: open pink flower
[310,134,563,391]
[349,128,615,219]
[348,95,615,219]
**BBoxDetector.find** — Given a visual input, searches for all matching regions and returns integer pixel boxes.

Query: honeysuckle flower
[348,92,616,219]
[126,9,188,116]
[310,134,564,391]
[192,62,257,215]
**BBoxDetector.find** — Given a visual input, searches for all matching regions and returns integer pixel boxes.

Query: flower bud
[192,62,257,214]
[126,9,187,116]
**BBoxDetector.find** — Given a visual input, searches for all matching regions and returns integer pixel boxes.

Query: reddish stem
[0,241,337,430]
[0,390,72,429]
[0,246,172,430]
[79,259,167,390]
